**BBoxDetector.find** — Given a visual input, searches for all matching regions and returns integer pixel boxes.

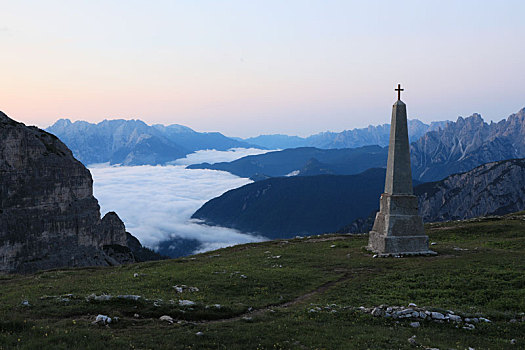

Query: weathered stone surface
[417,158,525,221]
[368,97,434,256]
[0,111,138,273]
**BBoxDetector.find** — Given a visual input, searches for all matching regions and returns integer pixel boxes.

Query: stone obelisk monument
[368,84,435,256]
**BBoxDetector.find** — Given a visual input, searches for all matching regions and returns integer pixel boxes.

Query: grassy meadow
[1,213,524,349]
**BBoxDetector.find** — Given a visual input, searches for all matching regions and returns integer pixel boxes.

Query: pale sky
[1,0,524,137]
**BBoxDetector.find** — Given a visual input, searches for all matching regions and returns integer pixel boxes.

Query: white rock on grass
[86,294,112,301]
[159,315,174,324]
[410,322,420,328]
[118,295,141,301]
[93,314,112,325]
[408,303,417,307]
[448,314,462,322]
[431,312,445,320]
[408,335,416,345]
[196,332,204,336]
[179,300,195,306]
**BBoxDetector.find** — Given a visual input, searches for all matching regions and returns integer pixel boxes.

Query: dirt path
[197,273,352,324]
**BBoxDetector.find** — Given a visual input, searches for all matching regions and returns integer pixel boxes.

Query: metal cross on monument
[395,84,404,100]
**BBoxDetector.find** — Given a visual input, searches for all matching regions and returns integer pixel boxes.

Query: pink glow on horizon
[1,1,525,137]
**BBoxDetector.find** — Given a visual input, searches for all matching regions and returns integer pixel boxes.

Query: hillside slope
[416,158,525,221]
[192,158,525,238]
[1,214,523,349]
[192,169,387,238]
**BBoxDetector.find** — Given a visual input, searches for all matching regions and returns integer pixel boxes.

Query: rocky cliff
[416,158,525,222]
[0,112,139,273]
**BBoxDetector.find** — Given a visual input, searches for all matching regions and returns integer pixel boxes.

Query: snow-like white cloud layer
[171,147,274,166]
[89,149,275,254]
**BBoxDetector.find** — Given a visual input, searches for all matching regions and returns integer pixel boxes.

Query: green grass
[1,215,524,349]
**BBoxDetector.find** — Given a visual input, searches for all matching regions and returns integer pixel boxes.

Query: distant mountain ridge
[187,146,389,179]
[191,158,525,239]
[46,119,260,166]
[411,107,525,181]
[192,107,525,183]
[243,119,449,149]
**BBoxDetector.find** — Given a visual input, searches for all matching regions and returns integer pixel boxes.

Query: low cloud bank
[172,147,274,165]
[89,149,276,255]
[90,164,266,253]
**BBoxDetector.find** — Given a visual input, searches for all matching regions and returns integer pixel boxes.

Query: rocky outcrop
[0,112,138,273]
[416,158,525,222]
[411,108,525,182]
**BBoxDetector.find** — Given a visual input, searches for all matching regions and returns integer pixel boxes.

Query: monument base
[367,193,435,256]
[368,231,436,256]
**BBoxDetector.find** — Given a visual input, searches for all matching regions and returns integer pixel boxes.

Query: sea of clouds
[89,148,273,255]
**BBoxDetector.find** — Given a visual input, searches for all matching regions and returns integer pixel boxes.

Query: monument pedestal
[368,194,435,256]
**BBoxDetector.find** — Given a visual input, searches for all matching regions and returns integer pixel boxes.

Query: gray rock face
[416,158,525,222]
[411,108,525,182]
[0,112,135,273]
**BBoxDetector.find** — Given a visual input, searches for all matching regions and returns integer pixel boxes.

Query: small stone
[372,254,378,258]
[448,314,462,322]
[509,319,517,323]
[93,314,112,325]
[133,273,139,278]
[410,322,420,328]
[430,242,437,245]
[117,295,141,301]
[240,274,247,279]
[195,332,204,336]
[479,317,491,323]
[431,312,445,320]
[411,311,419,318]
[159,315,174,324]
[330,245,336,248]
[419,311,426,319]
[371,308,383,317]
[408,303,417,307]
[179,300,195,306]
[21,300,30,306]
[510,339,517,345]
[133,313,140,318]
[408,335,416,345]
